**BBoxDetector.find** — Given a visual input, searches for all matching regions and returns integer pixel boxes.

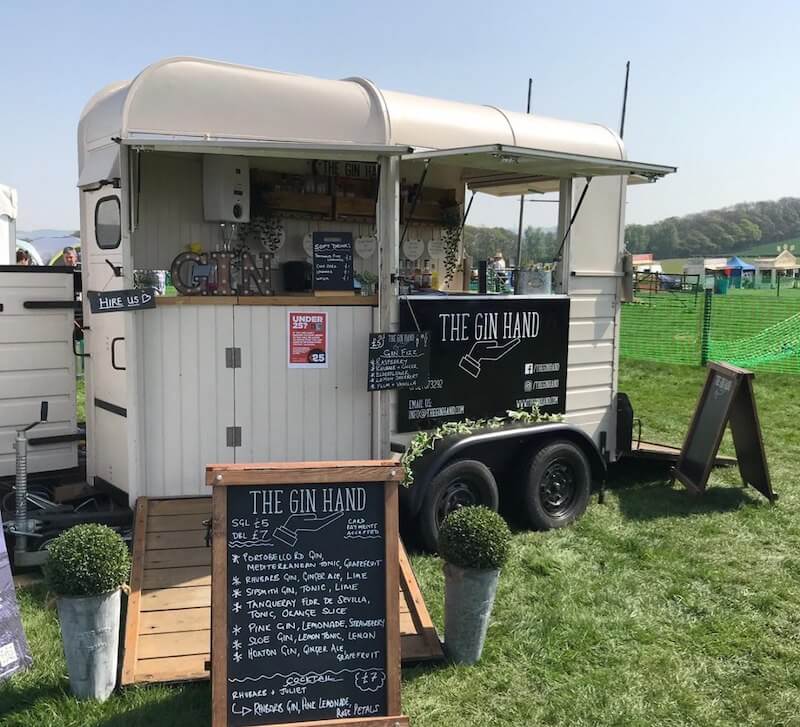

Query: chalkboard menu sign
[209,461,408,727]
[368,332,431,391]
[673,362,774,501]
[397,295,570,432]
[312,232,354,291]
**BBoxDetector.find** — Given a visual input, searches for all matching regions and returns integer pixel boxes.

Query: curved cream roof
[78,56,625,185]
[0,184,17,219]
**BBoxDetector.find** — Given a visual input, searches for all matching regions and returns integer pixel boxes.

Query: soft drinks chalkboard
[312,233,354,291]
[208,461,408,727]
[368,332,431,391]
[397,295,570,432]
[673,362,774,501]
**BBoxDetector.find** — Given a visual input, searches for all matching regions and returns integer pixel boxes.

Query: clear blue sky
[2,0,798,232]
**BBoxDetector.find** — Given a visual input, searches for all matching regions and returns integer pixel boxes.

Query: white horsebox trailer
[0,184,17,265]
[77,57,674,543]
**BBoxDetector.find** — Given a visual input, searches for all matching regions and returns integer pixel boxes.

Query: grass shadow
[609,460,756,521]
[0,683,67,722]
[95,683,211,727]
[402,659,449,684]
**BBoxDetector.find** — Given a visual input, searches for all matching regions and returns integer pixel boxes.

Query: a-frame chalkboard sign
[208,460,409,727]
[673,362,774,501]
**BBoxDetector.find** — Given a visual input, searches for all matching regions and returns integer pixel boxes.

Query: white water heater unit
[202,155,250,223]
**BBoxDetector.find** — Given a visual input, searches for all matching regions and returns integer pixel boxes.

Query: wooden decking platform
[628,440,737,466]
[121,496,442,685]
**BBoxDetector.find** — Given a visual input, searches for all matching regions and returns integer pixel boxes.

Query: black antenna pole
[514,77,533,292]
[619,60,630,139]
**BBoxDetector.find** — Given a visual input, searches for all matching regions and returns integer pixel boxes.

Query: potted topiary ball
[44,524,130,701]
[438,506,511,665]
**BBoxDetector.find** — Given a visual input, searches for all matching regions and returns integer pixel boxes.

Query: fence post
[700,288,712,366]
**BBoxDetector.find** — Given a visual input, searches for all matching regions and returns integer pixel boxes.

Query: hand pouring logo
[458,338,521,379]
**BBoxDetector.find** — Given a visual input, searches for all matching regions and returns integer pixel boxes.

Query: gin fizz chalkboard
[208,461,407,727]
[368,332,431,391]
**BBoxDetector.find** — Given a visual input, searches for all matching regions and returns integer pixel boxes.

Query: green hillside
[739,238,799,257]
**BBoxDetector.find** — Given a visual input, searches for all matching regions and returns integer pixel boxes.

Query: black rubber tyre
[418,459,499,552]
[523,440,592,531]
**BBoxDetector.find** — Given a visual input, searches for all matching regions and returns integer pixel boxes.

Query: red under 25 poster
[288,311,328,368]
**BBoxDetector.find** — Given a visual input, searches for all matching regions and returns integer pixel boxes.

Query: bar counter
[155,294,377,306]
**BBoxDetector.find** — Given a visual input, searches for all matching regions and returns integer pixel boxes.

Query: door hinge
[225,347,242,369]
[226,426,241,448]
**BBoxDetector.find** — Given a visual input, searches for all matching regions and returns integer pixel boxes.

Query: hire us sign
[170,250,271,296]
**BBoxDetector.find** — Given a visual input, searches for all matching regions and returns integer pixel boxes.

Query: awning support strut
[552,177,592,263]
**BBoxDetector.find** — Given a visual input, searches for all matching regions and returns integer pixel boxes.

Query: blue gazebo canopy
[726,256,755,272]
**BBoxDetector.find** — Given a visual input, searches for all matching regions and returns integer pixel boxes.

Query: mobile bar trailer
[76,57,675,549]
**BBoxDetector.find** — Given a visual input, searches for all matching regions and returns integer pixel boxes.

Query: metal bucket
[443,563,500,665]
[56,589,120,700]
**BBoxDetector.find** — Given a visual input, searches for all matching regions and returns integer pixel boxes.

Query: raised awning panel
[401,144,676,196]
[118,137,412,161]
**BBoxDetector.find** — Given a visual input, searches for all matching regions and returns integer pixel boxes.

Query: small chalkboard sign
[312,232,354,291]
[673,362,774,501]
[87,288,156,314]
[368,332,431,391]
[208,461,408,727]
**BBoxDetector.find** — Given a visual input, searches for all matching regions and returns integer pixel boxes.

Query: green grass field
[4,360,800,726]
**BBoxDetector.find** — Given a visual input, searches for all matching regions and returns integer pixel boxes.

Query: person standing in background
[62,246,79,267]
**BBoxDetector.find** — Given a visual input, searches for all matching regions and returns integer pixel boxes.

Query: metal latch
[226,426,241,447]
[225,347,241,369]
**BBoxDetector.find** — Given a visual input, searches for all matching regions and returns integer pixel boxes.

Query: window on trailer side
[95,196,121,249]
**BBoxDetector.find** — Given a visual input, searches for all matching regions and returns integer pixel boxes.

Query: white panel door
[137,304,235,496]
[81,186,129,489]
[234,306,373,464]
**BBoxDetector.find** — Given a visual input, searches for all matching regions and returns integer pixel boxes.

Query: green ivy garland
[400,405,563,486]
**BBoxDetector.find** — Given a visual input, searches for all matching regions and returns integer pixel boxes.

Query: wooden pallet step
[147,499,213,516]
[138,630,211,659]
[142,566,212,590]
[139,607,210,635]
[141,586,211,611]
[144,547,211,569]
[147,514,211,532]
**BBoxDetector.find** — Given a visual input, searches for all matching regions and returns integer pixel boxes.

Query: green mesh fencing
[620,288,800,375]
[620,291,704,365]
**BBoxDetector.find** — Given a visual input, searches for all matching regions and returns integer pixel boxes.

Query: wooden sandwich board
[208,460,409,727]
[673,362,775,501]
[121,496,441,687]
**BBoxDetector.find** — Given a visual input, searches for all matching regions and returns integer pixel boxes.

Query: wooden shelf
[262,191,332,217]
[156,295,377,307]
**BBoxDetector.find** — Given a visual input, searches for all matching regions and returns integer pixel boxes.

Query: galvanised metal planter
[56,589,121,701]
[443,562,500,665]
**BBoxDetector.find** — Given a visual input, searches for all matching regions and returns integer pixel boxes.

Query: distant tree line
[625,197,800,258]
[464,197,800,265]
[463,225,559,267]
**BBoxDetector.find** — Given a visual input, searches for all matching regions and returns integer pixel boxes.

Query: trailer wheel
[419,459,499,552]
[523,440,591,530]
